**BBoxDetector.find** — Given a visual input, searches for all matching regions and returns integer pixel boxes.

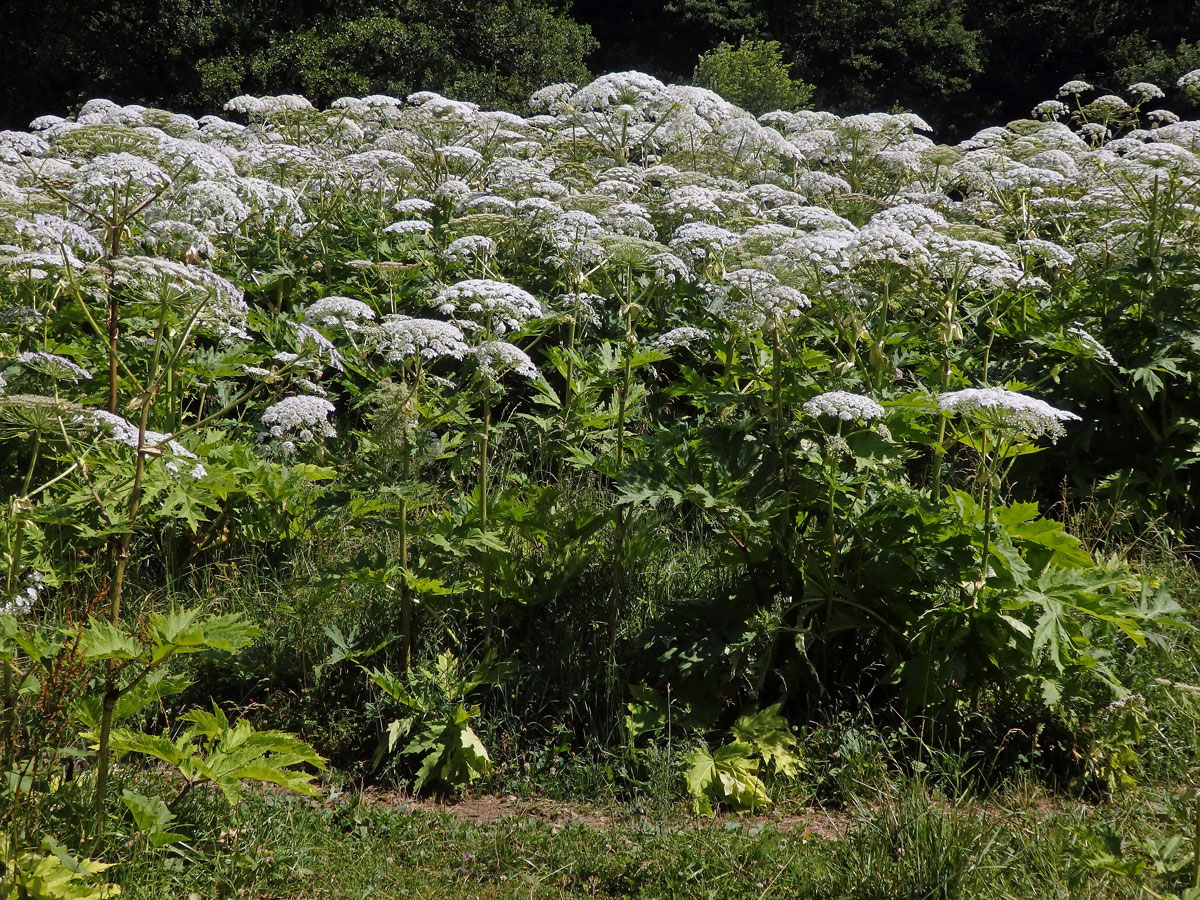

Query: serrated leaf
[121,789,175,833]
[79,619,142,662]
[730,704,803,777]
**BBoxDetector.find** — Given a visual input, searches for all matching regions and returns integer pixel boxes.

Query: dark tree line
[0,0,595,127]
[580,0,1200,133]
[2,0,1198,134]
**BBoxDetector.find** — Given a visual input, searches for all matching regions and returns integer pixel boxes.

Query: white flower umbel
[140,219,216,259]
[718,269,811,332]
[443,235,497,262]
[304,296,377,331]
[290,322,345,372]
[1032,100,1070,121]
[73,152,170,193]
[109,256,249,340]
[14,215,104,258]
[1127,82,1165,102]
[1,571,42,616]
[542,210,605,268]
[434,278,543,335]
[1067,326,1118,366]
[938,387,1080,439]
[555,292,607,326]
[260,395,336,452]
[472,340,539,381]
[530,82,577,114]
[383,220,433,236]
[647,252,692,284]
[668,222,740,263]
[1147,109,1181,126]
[88,409,206,476]
[1057,80,1093,97]
[653,326,710,350]
[803,391,885,422]
[394,198,437,215]
[378,316,469,362]
[224,94,313,117]
[17,351,92,382]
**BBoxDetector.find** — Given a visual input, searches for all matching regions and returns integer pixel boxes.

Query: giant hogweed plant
[0,133,325,878]
[0,68,1199,816]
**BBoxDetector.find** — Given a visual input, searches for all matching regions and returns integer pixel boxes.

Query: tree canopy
[0,0,595,127]
[1,0,1199,135]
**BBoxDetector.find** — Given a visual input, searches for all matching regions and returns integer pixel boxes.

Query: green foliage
[1076,808,1200,900]
[0,836,119,900]
[403,705,493,793]
[729,704,804,777]
[693,39,813,115]
[684,742,770,815]
[119,789,188,849]
[4,58,1200,895]
[684,705,801,814]
[238,1,596,111]
[335,646,505,792]
[107,703,326,806]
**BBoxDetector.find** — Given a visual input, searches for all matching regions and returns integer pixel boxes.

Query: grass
[113,770,1194,899]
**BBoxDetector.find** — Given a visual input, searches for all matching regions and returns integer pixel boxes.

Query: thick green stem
[399,384,413,671]
[479,395,492,643]
[106,287,119,414]
[771,331,783,440]
[977,480,993,607]
[0,662,13,798]
[931,294,957,502]
[557,315,577,484]
[5,433,41,600]
[91,385,156,849]
[607,295,636,695]
[826,425,841,598]
[931,417,948,503]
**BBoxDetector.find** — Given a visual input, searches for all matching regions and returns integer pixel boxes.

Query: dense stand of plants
[3,69,1200,888]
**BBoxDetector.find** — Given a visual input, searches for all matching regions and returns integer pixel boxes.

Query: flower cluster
[653,326,710,350]
[434,279,543,335]
[88,410,206,477]
[17,351,92,382]
[1,571,42,616]
[938,388,1081,439]
[802,391,886,422]
[304,296,377,331]
[378,316,469,362]
[472,340,539,381]
[260,395,337,452]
